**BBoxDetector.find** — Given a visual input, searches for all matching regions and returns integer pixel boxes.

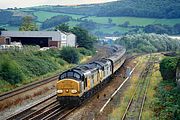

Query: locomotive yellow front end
[56,79,80,97]
[56,70,83,105]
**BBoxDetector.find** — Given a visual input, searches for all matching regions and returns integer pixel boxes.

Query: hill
[30,0,180,18]
[0,0,179,36]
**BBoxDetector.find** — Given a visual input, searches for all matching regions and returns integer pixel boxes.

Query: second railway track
[0,75,59,101]
[122,55,156,120]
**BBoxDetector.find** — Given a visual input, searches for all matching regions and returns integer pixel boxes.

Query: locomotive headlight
[57,90,63,94]
[71,90,77,94]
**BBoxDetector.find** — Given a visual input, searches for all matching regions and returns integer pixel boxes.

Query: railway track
[121,55,155,120]
[0,45,114,119]
[6,93,56,120]
[0,45,112,102]
[5,89,78,120]
[27,105,77,120]
[1,45,129,120]
[0,75,58,101]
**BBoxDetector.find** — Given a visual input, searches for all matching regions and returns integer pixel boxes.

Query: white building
[0,31,76,48]
[62,32,76,47]
[168,36,180,40]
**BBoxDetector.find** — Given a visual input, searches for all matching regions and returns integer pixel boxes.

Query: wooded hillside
[31,0,180,18]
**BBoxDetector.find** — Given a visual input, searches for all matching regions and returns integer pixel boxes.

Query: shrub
[0,56,24,84]
[152,81,180,120]
[160,57,179,81]
[77,47,92,56]
[60,47,80,64]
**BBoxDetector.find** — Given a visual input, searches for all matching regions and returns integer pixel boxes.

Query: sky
[0,0,117,9]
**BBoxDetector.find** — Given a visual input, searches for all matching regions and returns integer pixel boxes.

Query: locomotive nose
[56,79,80,96]
[65,89,69,93]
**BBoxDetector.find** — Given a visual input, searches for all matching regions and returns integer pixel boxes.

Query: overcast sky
[0,0,117,9]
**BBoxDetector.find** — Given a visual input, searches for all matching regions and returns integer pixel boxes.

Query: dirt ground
[64,56,141,120]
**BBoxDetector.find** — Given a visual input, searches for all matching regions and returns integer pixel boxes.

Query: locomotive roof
[69,59,110,76]
[92,59,110,67]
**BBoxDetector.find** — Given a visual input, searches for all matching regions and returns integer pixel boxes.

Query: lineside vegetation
[0,46,93,93]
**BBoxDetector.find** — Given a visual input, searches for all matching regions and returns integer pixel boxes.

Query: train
[56,45,126,106]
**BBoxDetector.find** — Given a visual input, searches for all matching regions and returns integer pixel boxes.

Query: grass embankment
[0,47,92,93]
[108,54,150,119]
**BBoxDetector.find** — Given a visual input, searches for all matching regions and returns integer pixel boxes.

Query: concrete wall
[66,33,76,47]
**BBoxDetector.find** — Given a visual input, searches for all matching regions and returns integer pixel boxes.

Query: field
[86,16,180,26]
[33,11,84,22]
[0,24,19,31]
[93,26,130,34]
[1,10,180,34]
[32,11,180,26]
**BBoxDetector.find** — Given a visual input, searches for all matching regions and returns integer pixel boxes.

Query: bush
[60,47,80,64]
[0,56,24,84]
[152,81,180,120]
[160,57,179,81]
[77,47,92,56]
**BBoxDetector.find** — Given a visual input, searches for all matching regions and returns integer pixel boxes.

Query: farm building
[0,31,76,48]
[0,36,10,45]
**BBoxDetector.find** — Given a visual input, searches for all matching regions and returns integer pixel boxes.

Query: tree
[54,24,97,50]
[41,15,71,29]
[0,27,7,31]
[19,16,38,31]
[122,21,130,27]
[71,26,96,50]
[108,18,112,24]
[60,47,80,64]
[115,33,180,53]
[55,23,70,32]
[78,20,96,30]
[160,57,179,81]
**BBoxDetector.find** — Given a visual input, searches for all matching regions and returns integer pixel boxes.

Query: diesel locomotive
[56,45,126,105]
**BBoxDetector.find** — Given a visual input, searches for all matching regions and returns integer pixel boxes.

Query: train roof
[107,47,126,62]
[59,45,126,80]
[65,58,111,77]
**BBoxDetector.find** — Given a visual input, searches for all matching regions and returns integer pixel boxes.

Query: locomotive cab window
[60,71,81,80]
[74,73,80,79]
[60,73,66,79]
[67,72,74,77]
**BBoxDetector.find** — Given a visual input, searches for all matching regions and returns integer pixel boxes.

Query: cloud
[0,0,117,9]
